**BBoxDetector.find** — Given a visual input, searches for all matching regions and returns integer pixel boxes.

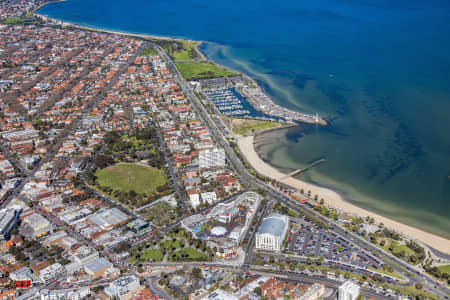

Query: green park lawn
[140,249,163,262]
[438,264,450,275]
[160,239,183,250]
[95,163,167,195]
[379,239,415,256]
[169,248,210,261]
[232,119,280,135]
[172,41,198,61]
[175,62,239,80]
[1,17,25,24]
[141,46,158,56]
[168,229,188,239]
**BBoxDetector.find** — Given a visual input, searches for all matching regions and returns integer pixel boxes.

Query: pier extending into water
[279,158,327,180]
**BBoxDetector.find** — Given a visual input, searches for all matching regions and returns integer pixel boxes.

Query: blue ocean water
[38,0,450,238]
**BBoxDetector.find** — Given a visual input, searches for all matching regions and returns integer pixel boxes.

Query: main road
[142,262,392,300]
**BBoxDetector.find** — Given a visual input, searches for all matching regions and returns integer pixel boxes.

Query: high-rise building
[199,148,225,169]
[0,208,20,241]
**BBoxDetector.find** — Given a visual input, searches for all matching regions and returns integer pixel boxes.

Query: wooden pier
[279,158,327,180]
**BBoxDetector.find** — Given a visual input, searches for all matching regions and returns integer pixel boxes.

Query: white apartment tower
[199,148,226,169]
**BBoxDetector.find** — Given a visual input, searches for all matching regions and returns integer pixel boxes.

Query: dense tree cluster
[86,127,171,207]
[424,265,449,284]
[9,238,68,266]
[383,228,401,241]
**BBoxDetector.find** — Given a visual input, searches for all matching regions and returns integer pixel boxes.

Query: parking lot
[286,217,381,270]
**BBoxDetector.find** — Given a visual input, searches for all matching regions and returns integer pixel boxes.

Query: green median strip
[382,283,441,300]
[369,267,404,280]
[382,256,414,277]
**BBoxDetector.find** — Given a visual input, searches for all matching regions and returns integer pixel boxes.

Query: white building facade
[299,283,325,300]
[255,213,289,252]
[338,281,360,300]
[199,148,225,169]
[104,275,140,299]
[39,263,67,285]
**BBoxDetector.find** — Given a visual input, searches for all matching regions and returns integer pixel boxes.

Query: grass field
[1,17,25,24]
[96,163,167,195]
[383,284,441,300]
[369,267,404,280]
[438,264,450,275]
[232,119,280,135]
[168,229,188,239]
[140,249,163,262]
[160,239,183,250]
[172,41,198,61]
[379,239,415,256]
[175,62,239,80]
[169,248,210,261]
[141,46,158,56]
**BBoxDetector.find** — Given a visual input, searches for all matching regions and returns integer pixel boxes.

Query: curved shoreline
[237,134,450,254]
[34,2,450,254]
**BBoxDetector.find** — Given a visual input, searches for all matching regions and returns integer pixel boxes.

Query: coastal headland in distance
[35,0,450,254]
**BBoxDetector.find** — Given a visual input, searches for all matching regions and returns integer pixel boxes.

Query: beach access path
[236,135,450,255]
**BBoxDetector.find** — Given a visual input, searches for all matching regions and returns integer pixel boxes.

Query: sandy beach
[35,13,202,44]
[237,135,450,255]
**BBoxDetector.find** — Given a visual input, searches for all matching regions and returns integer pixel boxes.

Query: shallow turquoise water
[38,0,450,238]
